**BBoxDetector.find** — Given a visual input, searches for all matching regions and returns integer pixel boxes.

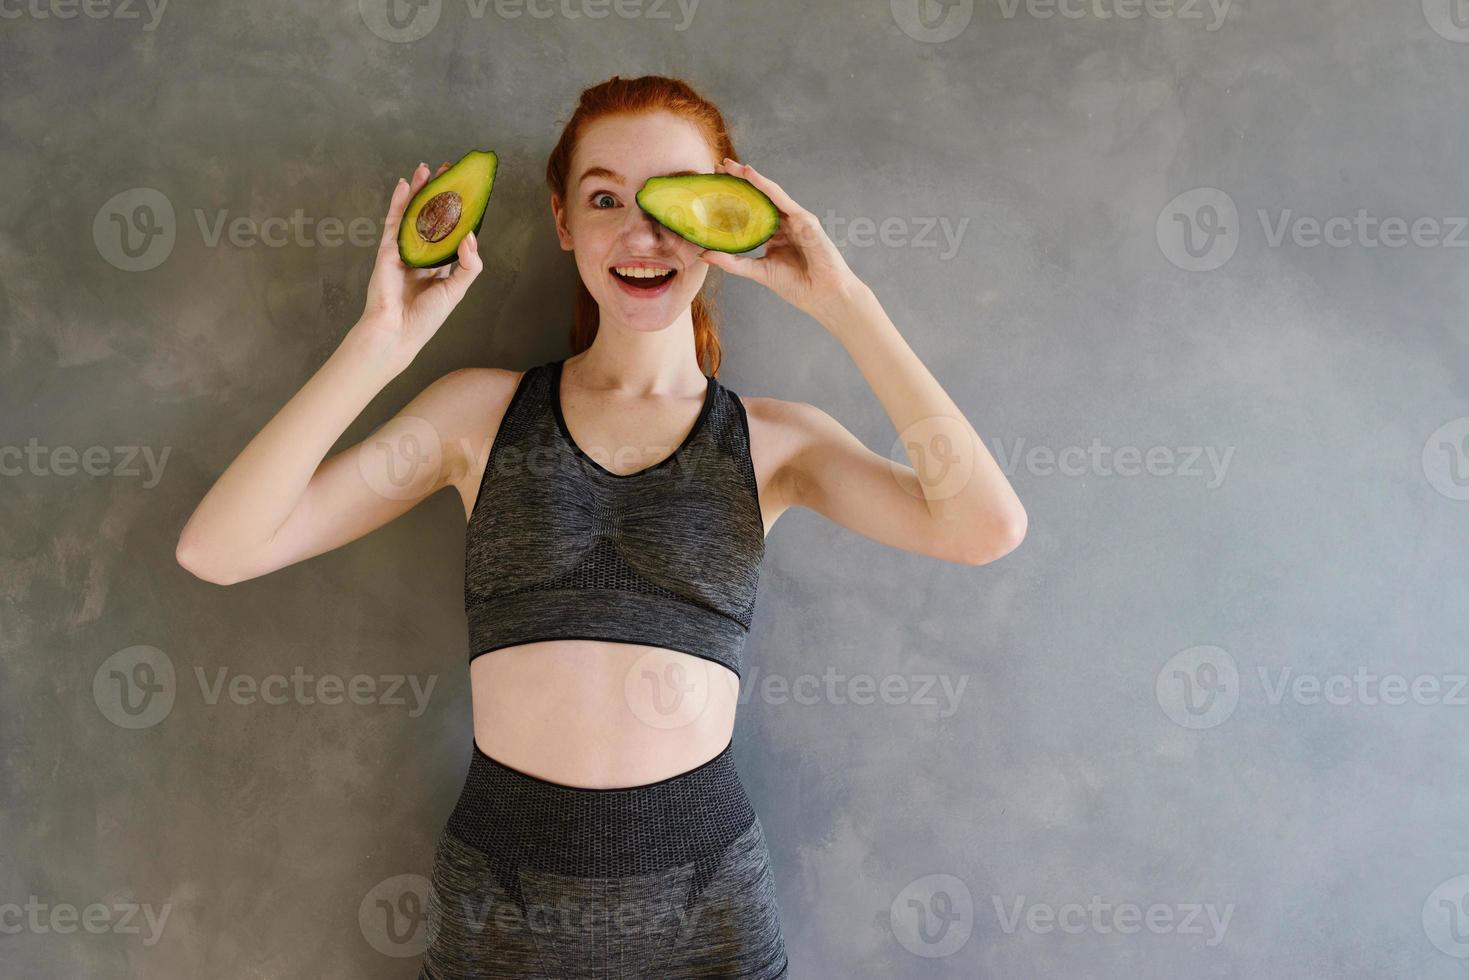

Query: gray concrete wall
[4,0,1468,976]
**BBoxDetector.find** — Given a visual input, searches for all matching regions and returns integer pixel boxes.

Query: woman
[176,74,1026,978]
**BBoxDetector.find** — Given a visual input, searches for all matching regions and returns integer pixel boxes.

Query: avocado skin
[397,149,498,268]
[636,173,780,253]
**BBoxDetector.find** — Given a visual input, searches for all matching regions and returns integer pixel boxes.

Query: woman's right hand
[352,161,485,374]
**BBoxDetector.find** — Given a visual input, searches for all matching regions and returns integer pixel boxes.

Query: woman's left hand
[697,158,866,326]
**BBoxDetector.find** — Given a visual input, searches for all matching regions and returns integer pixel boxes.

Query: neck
[573,308,706,393]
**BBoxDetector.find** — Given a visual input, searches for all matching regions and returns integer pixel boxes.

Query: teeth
[614,266,674,279]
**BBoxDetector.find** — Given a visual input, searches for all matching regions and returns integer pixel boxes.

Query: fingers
[378,176,413,257]
[378,161,434,257]
[720,157,829,255]
[720,157,804,218]
[433,230,483,305]
[404,231,483,336]
[408,160,448,193]
[699,248,766,285]
[379,160,454,263]
[407,161,435,197]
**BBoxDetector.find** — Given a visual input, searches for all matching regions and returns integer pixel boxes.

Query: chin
[613,302,692,331]
[593,287,702,330]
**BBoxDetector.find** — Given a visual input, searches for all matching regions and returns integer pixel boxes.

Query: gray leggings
[418,737,789,979]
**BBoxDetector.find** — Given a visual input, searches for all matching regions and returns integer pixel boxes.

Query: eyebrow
[577,166,704,186]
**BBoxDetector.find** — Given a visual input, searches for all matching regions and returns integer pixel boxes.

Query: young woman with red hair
[177,74,1025,977]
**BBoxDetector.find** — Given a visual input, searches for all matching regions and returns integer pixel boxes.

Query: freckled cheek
[577,257,614,293]
[566,222,617,273]
[678,249,709,283]
[566,209,614,238]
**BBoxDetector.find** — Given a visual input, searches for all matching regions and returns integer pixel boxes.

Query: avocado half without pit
[397,150,498,268]
[635,173,780,253]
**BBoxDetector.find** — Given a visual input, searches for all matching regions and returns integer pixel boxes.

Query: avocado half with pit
[397,150,498,268]
[636,173,779,253]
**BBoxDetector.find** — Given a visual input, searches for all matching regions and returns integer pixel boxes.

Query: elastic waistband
[470,734,736,792]
[445,737,755,882]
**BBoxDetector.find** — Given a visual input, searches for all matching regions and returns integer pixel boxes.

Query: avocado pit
[415,191,463,243]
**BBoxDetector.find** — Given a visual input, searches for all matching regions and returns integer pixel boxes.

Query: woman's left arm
[700,159,1027,566]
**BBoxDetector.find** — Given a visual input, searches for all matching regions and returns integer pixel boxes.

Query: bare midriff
[461,366,781,790]
[469,640,742,788]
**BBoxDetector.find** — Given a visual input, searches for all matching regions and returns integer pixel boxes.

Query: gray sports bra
[464,357,766,678]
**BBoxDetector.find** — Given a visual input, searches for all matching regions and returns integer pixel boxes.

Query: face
[552,111,719,333]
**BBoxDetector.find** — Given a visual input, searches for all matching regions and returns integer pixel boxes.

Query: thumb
[700,249,766,283]
[433,231,483,306]
[412,232,482,332]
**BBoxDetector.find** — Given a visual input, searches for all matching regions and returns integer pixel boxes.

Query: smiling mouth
[610,266,677,290]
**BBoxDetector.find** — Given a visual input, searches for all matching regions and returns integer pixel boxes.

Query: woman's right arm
[175,162,489,585]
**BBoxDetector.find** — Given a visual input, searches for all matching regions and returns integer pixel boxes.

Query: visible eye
[590,191,618,209]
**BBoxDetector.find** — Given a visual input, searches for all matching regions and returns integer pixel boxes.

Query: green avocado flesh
[397,150,498,268]
[635,173,779,253]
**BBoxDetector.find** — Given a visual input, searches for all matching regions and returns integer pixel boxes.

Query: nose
[622,202,674,250]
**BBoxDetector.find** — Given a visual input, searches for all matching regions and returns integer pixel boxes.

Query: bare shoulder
[433,365,525,420]
[728,391,837,517]
[736,393,829,445]
[412,366,527,514]
[736,391,892,517]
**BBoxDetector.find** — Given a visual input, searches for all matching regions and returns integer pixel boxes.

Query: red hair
[545,74,739,377]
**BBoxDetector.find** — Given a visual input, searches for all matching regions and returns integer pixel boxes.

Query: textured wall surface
[4,0,1469,976]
